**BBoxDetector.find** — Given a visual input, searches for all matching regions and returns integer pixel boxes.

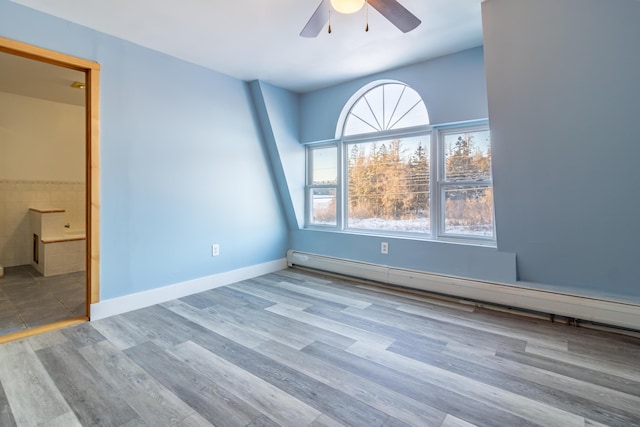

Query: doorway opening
[0,37,100,343]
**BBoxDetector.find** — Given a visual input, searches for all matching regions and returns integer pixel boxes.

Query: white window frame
[341,126,432,236]
[304,83,495,246]
[306,143,340,228]
[435,122,495,242]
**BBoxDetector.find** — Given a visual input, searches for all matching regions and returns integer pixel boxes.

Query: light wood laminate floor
[0,268,639,426]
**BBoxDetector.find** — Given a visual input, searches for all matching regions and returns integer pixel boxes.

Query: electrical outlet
[381,242,388,254]
[212,244,220,257]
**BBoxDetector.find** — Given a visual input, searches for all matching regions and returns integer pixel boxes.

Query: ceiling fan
[300,0,421,38]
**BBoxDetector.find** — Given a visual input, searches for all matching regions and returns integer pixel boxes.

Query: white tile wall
[0,180,85,268]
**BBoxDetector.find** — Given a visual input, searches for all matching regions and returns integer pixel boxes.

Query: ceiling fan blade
[300,0,330,38]
[368,0,421,33]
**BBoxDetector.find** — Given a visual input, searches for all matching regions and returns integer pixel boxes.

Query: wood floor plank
[183,285,265,310]
[154,307,402,427]
[90,315,152,350]
[387,339,640,426]
[343,304,526,352]
[164,300,269,349]
[170,341,321,427]
[118,305,202,348]
[0,340,74,426]
[229,281,313,310]
[268,280,372,309]
[179,290,231,310]
[277,278,404,311]
[396,303,569,351]
[305,304,447,352]
[497,347,640,398]
[0,380,16,427]
[36,342,138,426]
[1,267,639,426]
[302,340,538,427]
[442,341,497,359]
[120,418,150,427]
[78,340,198,426]
[445,342,640,418]
[248,278,351,311]
[255,339,447,427]
[212,286,276,308]
[60,323,106,348]
[272,269,333,285]
[354,284,475,312]
[205,303,324,350]
[469,307,617,348]
[525,343,640,383]
[343,341,586,427]
[39,410,83,427]
[477,305,640,349]
[308,414,347,427]
[295,274,473,313]
[244,414,282,427]
[266,303,396,348]
[125,341,261,427]
[264,271,310,285]
[584,419,611,427]
[384,303,529,350]
[25,329,68,351]
[440,414,478,427]
[207,301,355,350]
[176,414,216,427]
[568,338,640,368]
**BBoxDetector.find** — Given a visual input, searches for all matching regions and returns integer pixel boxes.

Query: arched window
[343,83,429,136]
[306,81,494,242]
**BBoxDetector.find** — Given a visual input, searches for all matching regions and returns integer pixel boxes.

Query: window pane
[347,135,430,233]
[346,101,380,134]
[444,130,491,181]
[311,146,337,185]
[310,188,337,225]
[344,84,429,136]
[391,101,429,131]
[443,185,494,237]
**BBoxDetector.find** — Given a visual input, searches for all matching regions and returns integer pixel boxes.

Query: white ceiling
[10,0,484,93]
[0,51,86,106]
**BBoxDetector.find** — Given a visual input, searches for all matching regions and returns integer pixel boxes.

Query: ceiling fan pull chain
[328,5,332,34]
[365,1,369,32]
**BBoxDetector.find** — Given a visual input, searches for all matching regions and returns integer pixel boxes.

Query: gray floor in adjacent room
[0,266,86,336]
[1,268,639,426]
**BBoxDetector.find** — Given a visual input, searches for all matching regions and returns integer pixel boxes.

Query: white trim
[287,250,640,331]
[90,258,287,320]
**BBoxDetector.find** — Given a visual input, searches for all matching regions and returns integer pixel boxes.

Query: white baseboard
[90,258,287,320]
[287,250,640,331]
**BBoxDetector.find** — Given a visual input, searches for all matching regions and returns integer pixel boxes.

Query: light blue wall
[249,81,305,230]
[1,0,288,300]
[483,0,640,301]
[290,231,516,284]
[300,47,488,143]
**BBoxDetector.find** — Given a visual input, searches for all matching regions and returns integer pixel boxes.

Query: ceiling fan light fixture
[330,0,365,14]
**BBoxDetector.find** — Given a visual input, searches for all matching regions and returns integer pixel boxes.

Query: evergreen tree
[408,142,429,216]
[446,134,473,181]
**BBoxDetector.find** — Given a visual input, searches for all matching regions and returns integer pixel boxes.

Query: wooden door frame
[0,37,100,337]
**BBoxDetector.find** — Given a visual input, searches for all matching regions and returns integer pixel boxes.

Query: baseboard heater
[286,250,640,332]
